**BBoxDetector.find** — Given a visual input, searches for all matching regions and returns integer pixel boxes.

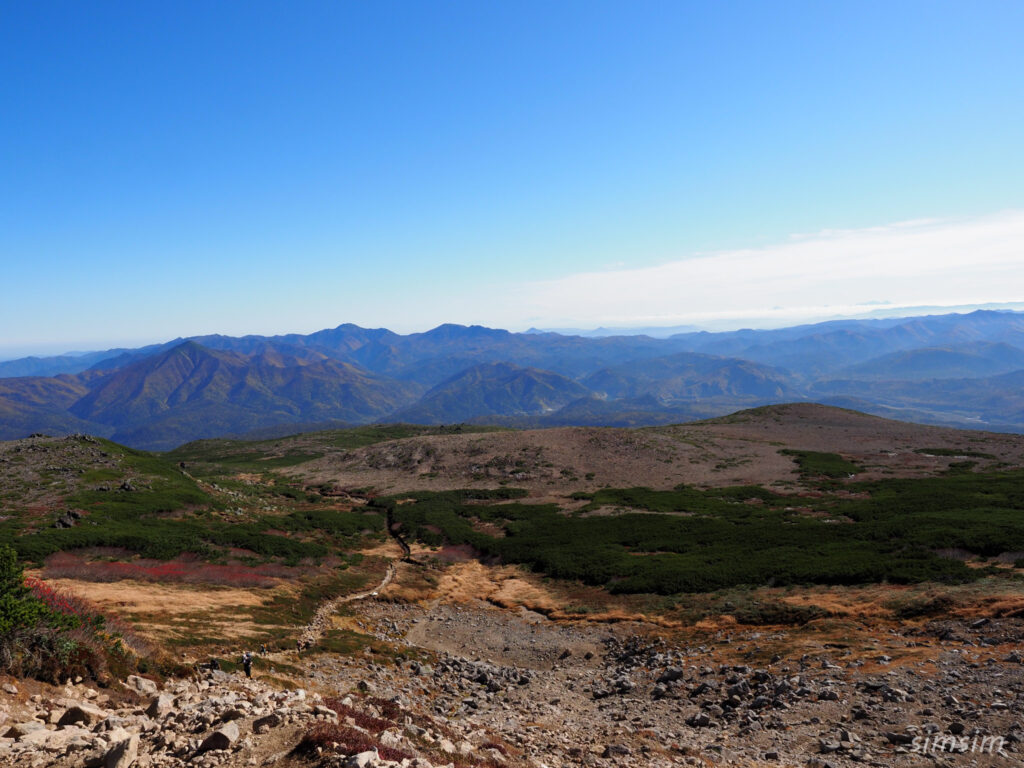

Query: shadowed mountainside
[833,341,1024,380]
[391,362,591,424]
[2,311,1024,448]
[583,351,797,400]
[66,342,421,450]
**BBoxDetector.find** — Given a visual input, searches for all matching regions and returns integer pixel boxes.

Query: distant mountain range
[2,310,1024,449]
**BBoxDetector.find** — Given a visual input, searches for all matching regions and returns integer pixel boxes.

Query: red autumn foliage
[364,695,403,722]
[301,695,512,768]
[41,551,304,587]
[323,697,394,734]
[298,722,414,762]
[25,576,95,619]
[24,576,146,648]
[11,576,152,681]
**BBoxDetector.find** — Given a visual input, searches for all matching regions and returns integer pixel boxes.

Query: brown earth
[288,403,1024,494]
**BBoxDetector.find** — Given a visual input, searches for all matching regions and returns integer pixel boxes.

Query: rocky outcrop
[0,673,338,768]
[3,604,1024,768]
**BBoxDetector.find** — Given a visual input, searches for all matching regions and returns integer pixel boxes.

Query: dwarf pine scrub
[0,544,146,682]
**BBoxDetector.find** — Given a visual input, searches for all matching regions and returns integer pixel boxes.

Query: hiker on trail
[242,651,253,678]
[260,643,267,655]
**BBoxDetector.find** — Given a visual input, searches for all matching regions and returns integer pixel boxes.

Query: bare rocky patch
[287,404,1024,495]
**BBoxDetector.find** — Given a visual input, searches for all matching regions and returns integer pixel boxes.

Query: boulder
[379,729,405,749]
[343,750,379,768]
[58,703,108,727]
[253,713,282,733]
[125,676,158,697]
[603,744,632,757]
[6,720,46,737]
[314,704,338,719]
[658,666,684,683]
[145,693,175,719]
[105,734,139,768]
[197,720,239,754]
[22,726,89,751]
[687,712,712,728]
[884,731,915,745]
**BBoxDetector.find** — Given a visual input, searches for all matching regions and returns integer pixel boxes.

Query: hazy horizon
[4,2,1022,354]
[4,302,1024,362]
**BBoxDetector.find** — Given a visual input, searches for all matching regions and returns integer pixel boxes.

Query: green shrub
[0,545,145,682]
[0,545,49,637]
[781,450,862,478]
[384,472,1024,595]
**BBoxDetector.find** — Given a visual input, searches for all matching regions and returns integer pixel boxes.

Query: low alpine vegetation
[0,544,149,682]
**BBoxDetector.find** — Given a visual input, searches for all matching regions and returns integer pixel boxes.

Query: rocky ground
[1,671,329,768]
[350,602,1024,767]
[0,433,116,512]
[291,404,1024,494]
[5,598,1023,768]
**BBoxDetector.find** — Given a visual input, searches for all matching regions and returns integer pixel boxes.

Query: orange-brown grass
[774,583,919,618]
[26,573,301,651]
[429,561,681,626]
[25,573,270,615]
[358,540,406,559]
[953,593,1024,618]
[378,561,439,604]
[680,619,942,672]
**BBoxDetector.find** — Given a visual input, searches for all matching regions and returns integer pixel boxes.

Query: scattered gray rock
[124,675,158,697]
[105,733,139,768]
[196,720,239,754]
[5,720,46,737]
[58,703,108,727]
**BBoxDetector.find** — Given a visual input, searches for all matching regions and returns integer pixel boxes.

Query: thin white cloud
[510,210,1024,329]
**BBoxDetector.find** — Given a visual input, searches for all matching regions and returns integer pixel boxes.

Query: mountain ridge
[2,310,1024,448]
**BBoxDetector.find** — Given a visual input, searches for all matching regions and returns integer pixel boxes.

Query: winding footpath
[385,504,420,563]
[295,561,396,649]
[294,507,426,649]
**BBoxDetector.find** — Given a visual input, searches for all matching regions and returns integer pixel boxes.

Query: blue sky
[2,1,1023,356]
